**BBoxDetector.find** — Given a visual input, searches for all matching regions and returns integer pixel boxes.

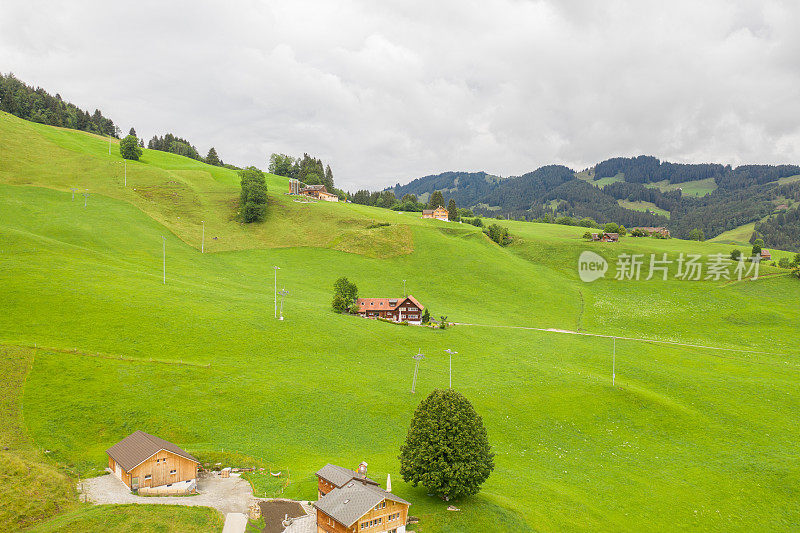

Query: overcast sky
[2,1,800,190]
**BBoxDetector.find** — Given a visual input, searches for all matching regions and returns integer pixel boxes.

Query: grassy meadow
[2,111,800,531]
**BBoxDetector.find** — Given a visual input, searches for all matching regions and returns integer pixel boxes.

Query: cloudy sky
[2,0,799,190]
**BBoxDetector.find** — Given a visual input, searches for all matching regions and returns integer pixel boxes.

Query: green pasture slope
[2,111,800,531]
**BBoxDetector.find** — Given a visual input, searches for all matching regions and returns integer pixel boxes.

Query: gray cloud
[2,0,799,190]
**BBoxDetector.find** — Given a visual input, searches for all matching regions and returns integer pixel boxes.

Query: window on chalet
[144,474,152,480]
[170,469,177,475]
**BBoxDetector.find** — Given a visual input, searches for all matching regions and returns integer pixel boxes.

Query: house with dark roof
[106,430,199,491]
[315,462,410,533]
[355,296,424,324]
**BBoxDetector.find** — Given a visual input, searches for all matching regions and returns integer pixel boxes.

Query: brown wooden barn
[106,430,199,491]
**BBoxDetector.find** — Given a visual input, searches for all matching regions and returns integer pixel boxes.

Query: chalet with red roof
[356,296,424,324]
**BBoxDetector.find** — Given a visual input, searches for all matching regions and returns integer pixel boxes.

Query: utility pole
[83,189,89,207]
[273,266,280,318]
[445,349,458,388]
[411,350,424,393]
[201,221,205,253]
[278,288,288,320]
[612,337,616,386]
[162,236,166,284]
[71,188,78,200]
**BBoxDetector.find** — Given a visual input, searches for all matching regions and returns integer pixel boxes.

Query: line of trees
[268,153,344,196]
[0,72,117,136]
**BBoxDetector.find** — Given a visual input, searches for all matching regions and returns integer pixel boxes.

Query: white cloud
[1,0,799,190]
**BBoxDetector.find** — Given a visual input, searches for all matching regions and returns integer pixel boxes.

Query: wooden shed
[106,430,199,491]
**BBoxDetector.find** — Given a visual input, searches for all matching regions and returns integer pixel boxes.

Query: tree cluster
[268,153,337,194]
[485,223,511,246]
[754,205,800,252]
[0,73,116,136]
[239,167,268,222]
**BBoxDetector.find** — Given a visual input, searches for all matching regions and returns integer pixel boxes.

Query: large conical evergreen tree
[205,147,221,166]
[447,198,458,221]
[399,389,494,500]
[428,190,445,209]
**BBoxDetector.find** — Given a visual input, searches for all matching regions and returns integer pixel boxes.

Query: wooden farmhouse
[421,206,448,221]
[314,462,410,533]
[356,296,424,324]
[106,430,199,491]
[761,249,772,260]
[300,184,339,202]
[591,232,619,242]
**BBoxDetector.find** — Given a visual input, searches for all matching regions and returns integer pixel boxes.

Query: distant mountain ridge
[389,156,800,245]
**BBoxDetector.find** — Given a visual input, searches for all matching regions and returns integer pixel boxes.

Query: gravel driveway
[81,472,254,515]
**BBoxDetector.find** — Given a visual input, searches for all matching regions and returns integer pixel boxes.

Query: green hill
[2,112,800,531]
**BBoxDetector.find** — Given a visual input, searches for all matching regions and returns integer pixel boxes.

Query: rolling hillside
[2,112,800,532]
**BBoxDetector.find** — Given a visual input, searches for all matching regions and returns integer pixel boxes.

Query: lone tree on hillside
[332,276,358,313]
[428,190,445,209]
[751,238,764,257]
[399,389,494,500]
[447,198,459,222]
[421,308,430,324]
[120,134,142,161]
[239,166,268,222]
[205,147,221,166]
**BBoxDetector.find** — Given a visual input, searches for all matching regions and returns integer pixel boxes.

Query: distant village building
[421,206,449,221]
[631,226,671,238]
[591,232,619,242]
[106,431,199,492]
[761,249,772,261]
[314,462,410,533]
[294,183,339,202]
[356,296,424,324]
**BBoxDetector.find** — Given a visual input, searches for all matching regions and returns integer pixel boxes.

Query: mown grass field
[709,222,758,246]
[616,199,671,218]
[646,178,718,197]
[2,112,800,532]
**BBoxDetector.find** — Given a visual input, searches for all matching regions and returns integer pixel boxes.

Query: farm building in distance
[314,462,410,533]
[591,232,619,242]
[421,206,448,221]
[356,296,424,324]
[106,431,199,492]
[761,249,772,260]
[297,183,339,202]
